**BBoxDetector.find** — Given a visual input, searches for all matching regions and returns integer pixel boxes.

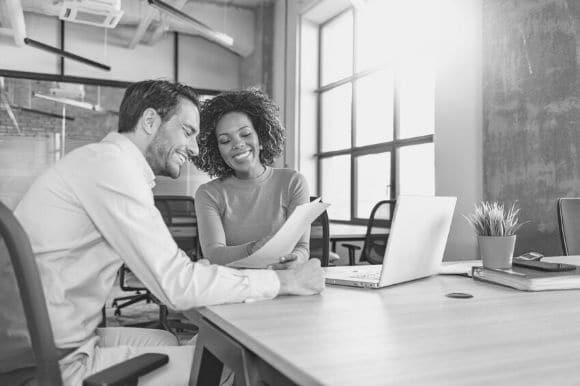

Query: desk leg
[331,240,337,253]
[189,318,297,386]
[190,318,260,386]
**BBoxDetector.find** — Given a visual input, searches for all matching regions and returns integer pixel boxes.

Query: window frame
[314,7,434,226]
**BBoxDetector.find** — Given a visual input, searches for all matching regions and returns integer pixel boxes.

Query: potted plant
[465,202,525,269]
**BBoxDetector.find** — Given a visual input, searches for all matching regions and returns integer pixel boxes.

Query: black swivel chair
[112,196,197,314]
[0,201,168,386]
[112,196,198,334]
[154,195,199,260]
[557,198,580,255]
[342,200,396,265]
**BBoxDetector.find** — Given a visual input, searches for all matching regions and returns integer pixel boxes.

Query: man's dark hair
[118,80,200,133]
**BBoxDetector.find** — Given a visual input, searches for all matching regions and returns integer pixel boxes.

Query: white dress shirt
[14,132,280,349]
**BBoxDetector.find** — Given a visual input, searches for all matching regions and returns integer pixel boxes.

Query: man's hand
[276,259,325,296]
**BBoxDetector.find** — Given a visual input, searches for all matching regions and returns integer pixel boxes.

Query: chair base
[112,293,152,316]
[122,304,199,336]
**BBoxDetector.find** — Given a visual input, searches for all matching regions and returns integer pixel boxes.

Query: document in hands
[227,198,330,269]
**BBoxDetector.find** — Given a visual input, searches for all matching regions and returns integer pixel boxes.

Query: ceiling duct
[20,0,254,57]
[59,0,124,29]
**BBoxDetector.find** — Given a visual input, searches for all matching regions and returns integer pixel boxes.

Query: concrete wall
[483,0,580,256]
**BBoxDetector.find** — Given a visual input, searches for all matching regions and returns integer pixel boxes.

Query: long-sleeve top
[14,132,279,349]
[195,167,310,265]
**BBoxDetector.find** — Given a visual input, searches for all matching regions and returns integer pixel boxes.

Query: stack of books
[472,264,580,291]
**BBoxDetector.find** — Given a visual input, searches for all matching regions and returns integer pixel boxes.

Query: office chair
[557,198,580,255]
[112,196,197,315]
[112,196,199,334]
[0,201,168,386]
[154,196,199,260]
[342,200,395,265]
[309,197,340,267]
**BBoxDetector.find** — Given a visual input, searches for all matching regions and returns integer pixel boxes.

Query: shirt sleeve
[195,185,253,265]
[73,155,279,311]
[288,171,310,262]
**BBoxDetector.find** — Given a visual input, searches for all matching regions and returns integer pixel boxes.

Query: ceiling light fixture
[24,38,111,71]
[147,0,234,48]
[33,92,104,112]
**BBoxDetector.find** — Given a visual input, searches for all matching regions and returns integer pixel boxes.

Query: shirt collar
[101,132,156,189]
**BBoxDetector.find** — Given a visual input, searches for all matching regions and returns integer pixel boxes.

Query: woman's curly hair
[194,88,286,178]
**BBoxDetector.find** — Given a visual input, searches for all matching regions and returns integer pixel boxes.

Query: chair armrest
[83,353,169,386]
[341,243,361,251]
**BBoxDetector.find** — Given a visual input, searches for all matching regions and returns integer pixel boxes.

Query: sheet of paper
[227,198,331,269]
[438,260,482,277]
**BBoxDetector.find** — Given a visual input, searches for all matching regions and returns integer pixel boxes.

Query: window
[304,2,435,225]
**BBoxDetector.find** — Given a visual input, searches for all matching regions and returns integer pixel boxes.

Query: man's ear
[140,108,160,135]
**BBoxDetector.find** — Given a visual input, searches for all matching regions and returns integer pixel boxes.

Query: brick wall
[0,78,126,208]
[0,77,210,208]
[0,78,124,141]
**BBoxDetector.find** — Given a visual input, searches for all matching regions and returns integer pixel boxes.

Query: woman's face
[215,111,263,179]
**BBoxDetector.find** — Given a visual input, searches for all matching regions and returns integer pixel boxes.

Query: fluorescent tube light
[147,0,234,48]
[34,93,104,112]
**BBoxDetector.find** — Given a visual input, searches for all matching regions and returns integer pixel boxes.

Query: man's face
[145,98,200,179]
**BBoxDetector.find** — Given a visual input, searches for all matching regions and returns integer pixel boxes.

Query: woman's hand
[246,230,278,255]
[267,253,300,270]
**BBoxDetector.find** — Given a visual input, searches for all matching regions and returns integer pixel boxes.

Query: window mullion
[391,70,400,201]
[316,24,323,198]
[350,6,357,223]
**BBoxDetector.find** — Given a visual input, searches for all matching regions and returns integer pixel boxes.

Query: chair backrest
[0,201,63,385]
[154,195,196,226]
[557,198,580,255]
[154,195,198,259]
[308,197,330,267]
[360,200,396,265]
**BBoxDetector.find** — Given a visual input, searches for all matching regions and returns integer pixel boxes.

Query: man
[14,80,324,385]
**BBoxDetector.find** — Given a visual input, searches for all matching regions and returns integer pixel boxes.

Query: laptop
[324,195,457,289]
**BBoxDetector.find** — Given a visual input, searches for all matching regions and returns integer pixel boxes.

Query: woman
[193,89,309,268]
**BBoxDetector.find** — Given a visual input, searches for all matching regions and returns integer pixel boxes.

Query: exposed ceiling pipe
[0,0,26,46]
[149,13,168,45]
[20,0,254,57]
[148,0,188,45]
[128,7,156,49]
[147,0,235,48]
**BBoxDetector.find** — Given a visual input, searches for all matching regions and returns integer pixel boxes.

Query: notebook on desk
[472,263,580,291]
[324,195,456,289]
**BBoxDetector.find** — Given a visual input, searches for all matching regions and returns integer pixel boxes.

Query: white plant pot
[478,235,516,269]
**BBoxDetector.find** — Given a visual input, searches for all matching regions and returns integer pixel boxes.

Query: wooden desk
[189,273,580,385]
